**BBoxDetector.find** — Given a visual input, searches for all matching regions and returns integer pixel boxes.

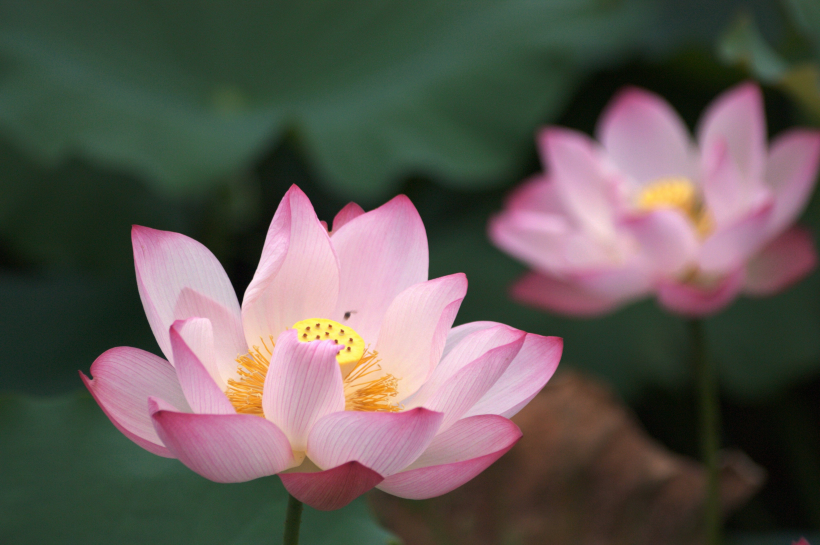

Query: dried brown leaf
[371,370,765,545]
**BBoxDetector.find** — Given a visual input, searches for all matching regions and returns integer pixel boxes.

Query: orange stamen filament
[343,350,401,412]
[225,336,275,416]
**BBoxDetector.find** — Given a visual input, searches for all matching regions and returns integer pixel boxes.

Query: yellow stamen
[225,336,275,416]
[225,321,400,415]
[635,177,713,236]
[343,350,401,412]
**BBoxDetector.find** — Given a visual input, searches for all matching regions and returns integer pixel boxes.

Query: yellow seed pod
[291,318,365,367]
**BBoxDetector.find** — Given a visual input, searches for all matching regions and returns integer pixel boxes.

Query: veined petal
[657,268,746,317]
[81,347,191,457]
[280,461,383,511]
[465,332,562,418]
[172,289,248,383]
[419,334,524,431]
[418,324,526,396]
[330,195,429,342]
[377,415,521,500]
[170,320,235,415]
[374,274,467,401]
[331,202,365,233]
[539,128,616,239]
[242,185,340,347]
[132,226,244,367]
[149,398,294,483]
[510,271,626,316]
[597,87,695,185]
[307,408,443,477]
[262,330,344,451]
[440,321,503,362]
[697,82,766,182]
[621,209,699,276]
[700,200,774,274]
[744,226,818,296]
[405,324,524,413]
[765,130,820,236]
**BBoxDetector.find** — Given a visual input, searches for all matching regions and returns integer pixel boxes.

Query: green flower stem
[690,319,722,545]
[283,493,304,545]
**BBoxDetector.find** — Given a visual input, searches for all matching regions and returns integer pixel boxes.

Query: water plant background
[1,1,820,543]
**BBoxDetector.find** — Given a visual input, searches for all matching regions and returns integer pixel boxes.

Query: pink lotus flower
[82,185,562,510]
[490,83,820,316]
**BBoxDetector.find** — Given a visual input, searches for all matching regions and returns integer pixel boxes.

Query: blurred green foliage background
[1,1,820,543]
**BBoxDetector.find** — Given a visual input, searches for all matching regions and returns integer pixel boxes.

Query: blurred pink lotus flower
[490,83,820,316]
[794,539,811,545]
[82,185,562,510]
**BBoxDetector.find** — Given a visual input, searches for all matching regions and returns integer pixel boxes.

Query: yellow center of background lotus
[636,177,713,236]
[636,177,696,213]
